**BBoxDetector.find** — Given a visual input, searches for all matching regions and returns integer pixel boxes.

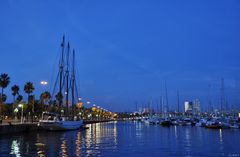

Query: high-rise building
[193,99,201,114]
[184,99,201,114]
[184,101,193,113]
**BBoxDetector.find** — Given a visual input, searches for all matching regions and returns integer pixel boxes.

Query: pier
[0,119,112,135]
[0,122,38,135]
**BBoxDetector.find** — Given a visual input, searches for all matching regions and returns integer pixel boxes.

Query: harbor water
[0,121,240,157]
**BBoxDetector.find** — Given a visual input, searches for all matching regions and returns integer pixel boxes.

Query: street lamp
[18,104,24,124]
[40,81,48,85]
[40,81,48,93]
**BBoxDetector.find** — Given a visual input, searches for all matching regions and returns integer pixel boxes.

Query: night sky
[0,0,240,112]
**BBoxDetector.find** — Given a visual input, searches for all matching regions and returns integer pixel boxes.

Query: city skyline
[1,0,240,111]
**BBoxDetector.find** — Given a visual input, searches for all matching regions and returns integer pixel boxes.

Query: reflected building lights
[174,125,178,138]
[113,121,118,145]
[10,140,21,157]
[36,133,46,157]
[219,129,223,144]
[184,128,192,152]
[61,139,68,157]
[75,132,82,157]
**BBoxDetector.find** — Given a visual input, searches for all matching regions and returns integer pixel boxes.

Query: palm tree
[0,94,7,103]
[55,92,63,105]
[0,73,10,102]
[24,82,35,100]
[0,73,10,116]
[40,91,51,112]
[16,95,23,103]
[40,91,51,103]
[11,85,20,102]
[24,82,35,114]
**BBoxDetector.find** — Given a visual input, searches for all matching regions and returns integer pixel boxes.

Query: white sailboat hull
[39,120,84,131]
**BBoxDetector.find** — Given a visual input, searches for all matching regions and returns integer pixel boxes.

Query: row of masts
[135,78,233,113]
[58,35,78,116]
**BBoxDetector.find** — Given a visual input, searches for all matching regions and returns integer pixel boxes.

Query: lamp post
[40,81,48,93]
[40,80,48,112]
[40,81,48,86]
[18,104,24,124]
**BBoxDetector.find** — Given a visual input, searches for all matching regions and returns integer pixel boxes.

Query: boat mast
[220,78,225,113]
[177,90,180,113]
[59,35,65,108]
[165,81,169,113]
[71,49,75,115]
[65,42,70,116]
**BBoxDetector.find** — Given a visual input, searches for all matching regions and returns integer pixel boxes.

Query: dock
[0,120,112,135]
[0,122,38,135]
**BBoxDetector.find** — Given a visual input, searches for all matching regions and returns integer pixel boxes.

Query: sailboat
[39,36,83,131]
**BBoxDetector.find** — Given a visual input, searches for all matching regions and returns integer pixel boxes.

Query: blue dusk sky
[0,0,240,112]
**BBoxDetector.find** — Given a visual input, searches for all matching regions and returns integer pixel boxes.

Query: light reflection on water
[0,122,240,157]
[219,129,223,144]
[10,140,20,157]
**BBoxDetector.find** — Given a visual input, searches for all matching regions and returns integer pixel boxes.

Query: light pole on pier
[18,104,24,124]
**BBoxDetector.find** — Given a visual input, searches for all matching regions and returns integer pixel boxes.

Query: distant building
[193,99,201,114]
[184,101,193,113]
[184,99,201,114]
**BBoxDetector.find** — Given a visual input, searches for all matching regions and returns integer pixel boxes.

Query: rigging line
[51,72,60,100]
[75,81,79,102]
[49,42,62,95]
[74,49,82,97]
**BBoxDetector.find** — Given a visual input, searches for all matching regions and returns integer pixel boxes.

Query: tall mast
[65,42,70,115]
[208,84,212,112]
[160,96,163,113]
[220,78,225,112]
[165,81,169,113]
[59,35,65,108]
[177,90,180,113]
[71,49,75,115]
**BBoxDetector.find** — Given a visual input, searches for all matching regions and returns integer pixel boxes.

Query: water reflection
[174,126,178,138]
[85,122,118,156]
[61,139,68,157]
[113,121,117,145]
[219,129,223,144]
[136,121,143,139]
[184,128,192,153]
[36,133,46,157]
[75,132,81,157]
[1,122,240,157]
[10,140,20,157]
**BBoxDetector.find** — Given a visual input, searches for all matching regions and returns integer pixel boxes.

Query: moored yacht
[39,112,83,131]
[39,36,84,131]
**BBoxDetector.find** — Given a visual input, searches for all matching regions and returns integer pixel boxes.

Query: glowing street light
[18,104,24,124]
[40,81,48,85]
